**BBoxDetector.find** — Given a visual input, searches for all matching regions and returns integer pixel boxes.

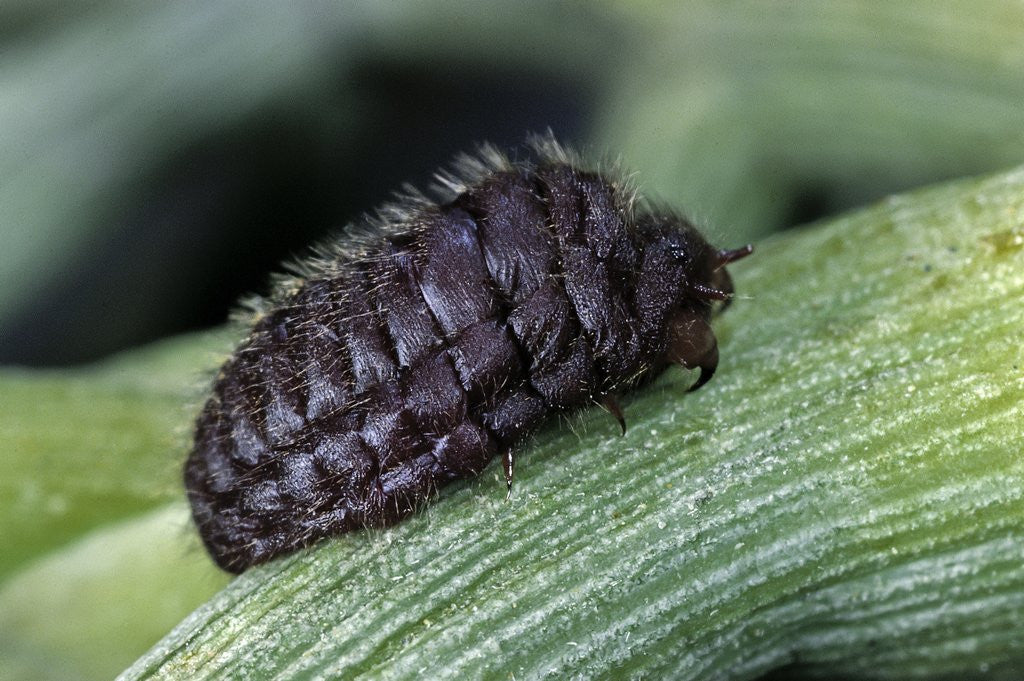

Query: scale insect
[185,135,752,572]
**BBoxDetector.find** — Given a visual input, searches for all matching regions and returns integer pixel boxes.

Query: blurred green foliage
[2,1,1024,679]
[4,1,1024,356]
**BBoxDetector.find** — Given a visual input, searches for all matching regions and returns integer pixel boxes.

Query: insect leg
[502,448,515,501]
[601,395,627,435]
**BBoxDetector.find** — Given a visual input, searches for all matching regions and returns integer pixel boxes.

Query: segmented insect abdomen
[186,147,749,573]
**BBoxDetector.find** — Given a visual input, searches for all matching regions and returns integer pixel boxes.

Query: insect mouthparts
[716,244,755,269]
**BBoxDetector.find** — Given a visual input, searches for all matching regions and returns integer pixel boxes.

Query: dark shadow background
[7,3,1021,372]
[0,59,592,366]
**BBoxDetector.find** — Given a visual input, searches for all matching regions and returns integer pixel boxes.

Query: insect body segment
[185,138,751,572]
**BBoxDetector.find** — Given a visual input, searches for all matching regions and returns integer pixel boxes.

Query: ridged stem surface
[118,167,1024,679]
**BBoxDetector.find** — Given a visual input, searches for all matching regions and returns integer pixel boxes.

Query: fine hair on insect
[184,133,753,573]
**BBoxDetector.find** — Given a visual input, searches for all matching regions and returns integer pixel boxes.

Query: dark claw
[686,341,719,393]
[666,309,720,392]
[601,395,627,435]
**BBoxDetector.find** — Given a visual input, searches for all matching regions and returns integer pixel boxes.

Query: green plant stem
[114,167,1024,679]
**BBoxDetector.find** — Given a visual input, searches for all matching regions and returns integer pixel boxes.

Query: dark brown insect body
[185,138,752,572]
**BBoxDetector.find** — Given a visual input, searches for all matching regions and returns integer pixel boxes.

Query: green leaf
[596,1,1024,243]
[0,333,235,680]
[0,504,229,681]
[7,0,1024,328]
[0,0,608,327]
[5,3,1024,679]
[0,330,234,580]
[115,167,1024,679]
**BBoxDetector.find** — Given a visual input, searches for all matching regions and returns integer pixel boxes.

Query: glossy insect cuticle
[185,135,752,572]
